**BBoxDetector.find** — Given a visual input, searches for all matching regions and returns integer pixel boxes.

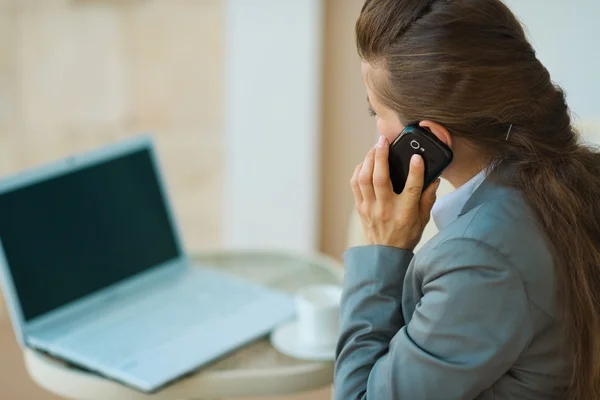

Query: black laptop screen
[0,148,181,322]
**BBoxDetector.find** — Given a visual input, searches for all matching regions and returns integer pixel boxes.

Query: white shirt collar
[432,169,488,231]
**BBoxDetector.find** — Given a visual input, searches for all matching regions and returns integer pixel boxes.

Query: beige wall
[0,0,224,252]
[319,0,374,260]
[0,0,363,260]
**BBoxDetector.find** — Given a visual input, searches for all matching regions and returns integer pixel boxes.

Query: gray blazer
[334,178,570,399]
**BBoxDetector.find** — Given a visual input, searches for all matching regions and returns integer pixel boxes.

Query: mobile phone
[388,124,453,194]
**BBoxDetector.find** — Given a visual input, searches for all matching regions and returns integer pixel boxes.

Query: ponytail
[495,113,600,400]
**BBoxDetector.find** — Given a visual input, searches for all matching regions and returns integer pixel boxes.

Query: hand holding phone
[350,133,442,250]
[388,124,453,194]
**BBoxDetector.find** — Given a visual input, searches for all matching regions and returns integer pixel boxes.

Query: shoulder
[415,189,557,316]
[420,189,552,267]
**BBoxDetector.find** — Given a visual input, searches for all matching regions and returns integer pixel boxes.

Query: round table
[24,250,344,400]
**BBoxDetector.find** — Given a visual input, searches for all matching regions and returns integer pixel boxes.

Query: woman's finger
[399,154,425,211]
[350,163,363,206]
[359,148,376,203]
[373,136,393,201]
[420,178,440,222]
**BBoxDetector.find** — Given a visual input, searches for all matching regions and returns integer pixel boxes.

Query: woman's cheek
[377,120,402,143]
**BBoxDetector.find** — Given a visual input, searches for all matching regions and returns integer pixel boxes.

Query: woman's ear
[419,120,452,148]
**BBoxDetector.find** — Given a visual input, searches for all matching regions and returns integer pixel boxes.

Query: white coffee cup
[295,284,342,349]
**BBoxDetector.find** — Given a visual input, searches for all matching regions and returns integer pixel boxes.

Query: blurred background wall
[224,0,323,253]
[0,0,599,399]
[0,0,225,252]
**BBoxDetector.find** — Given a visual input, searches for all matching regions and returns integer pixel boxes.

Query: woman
[334,1,600,399]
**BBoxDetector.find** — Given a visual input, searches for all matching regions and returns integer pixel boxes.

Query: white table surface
[23,250,344,400]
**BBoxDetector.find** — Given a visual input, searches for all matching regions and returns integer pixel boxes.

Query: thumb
[419,179,440,222]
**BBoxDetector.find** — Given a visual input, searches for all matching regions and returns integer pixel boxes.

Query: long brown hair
[356,0,600,398]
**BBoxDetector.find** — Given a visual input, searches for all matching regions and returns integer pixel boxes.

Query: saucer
[270,320,336,361]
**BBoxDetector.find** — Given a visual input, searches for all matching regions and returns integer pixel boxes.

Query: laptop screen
[0,147,181,322]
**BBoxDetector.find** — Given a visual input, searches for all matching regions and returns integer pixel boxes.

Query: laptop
[0,135,296,392]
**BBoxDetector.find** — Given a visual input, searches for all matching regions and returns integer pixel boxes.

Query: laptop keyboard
[51,268,272,368]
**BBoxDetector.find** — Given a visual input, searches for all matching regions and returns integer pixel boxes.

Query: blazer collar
[458,173,515,217]
[432,170,487,231]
